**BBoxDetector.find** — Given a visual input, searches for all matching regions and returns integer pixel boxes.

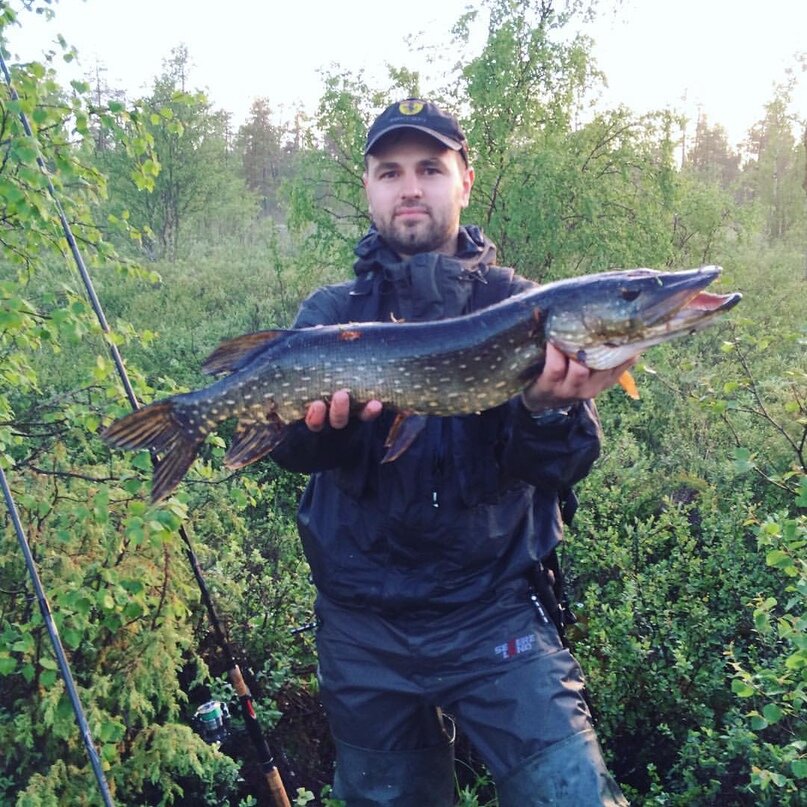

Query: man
[270,99,630,805]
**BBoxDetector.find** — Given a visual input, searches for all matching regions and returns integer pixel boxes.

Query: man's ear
[461,166,475,209]
[362,172,371,216]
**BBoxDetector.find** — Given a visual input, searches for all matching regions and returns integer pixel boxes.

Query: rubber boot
[495,728,629,806]
[332,735,455,807]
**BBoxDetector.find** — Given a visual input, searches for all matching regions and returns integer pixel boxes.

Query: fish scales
[102,266,741,502]
[179,299,543,423]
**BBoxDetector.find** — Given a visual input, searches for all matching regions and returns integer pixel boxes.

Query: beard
[373,205,457,257]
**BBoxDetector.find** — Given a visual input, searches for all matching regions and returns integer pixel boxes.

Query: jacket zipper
[432,419,447,508]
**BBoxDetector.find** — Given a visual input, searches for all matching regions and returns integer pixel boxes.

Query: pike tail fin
[102,401,204,503]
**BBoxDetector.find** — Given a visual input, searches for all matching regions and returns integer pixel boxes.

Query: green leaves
[791,756,807,780]
[732,678,756,698]
[798,476,807,508]
[719,509,807,800]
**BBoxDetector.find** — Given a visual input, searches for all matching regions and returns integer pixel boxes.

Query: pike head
[541,265,742,369]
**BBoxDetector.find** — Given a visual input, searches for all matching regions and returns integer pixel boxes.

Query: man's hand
[304,389,383,432]
[521,344,637,412]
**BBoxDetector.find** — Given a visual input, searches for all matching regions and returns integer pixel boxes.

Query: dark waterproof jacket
[270,226,602,613]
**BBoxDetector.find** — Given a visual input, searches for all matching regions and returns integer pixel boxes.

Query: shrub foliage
[1,0,805,804]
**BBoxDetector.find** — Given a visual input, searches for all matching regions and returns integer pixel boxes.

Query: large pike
[103,266,741,503]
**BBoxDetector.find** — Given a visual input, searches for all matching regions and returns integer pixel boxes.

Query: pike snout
[546,266,741,369]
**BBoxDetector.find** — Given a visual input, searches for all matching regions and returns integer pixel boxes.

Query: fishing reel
[193,700,231,744]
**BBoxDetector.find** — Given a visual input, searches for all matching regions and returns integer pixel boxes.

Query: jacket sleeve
[269,418,369,473]
[268,282,370,474]
[500,397,602,491]
[493,271,602,490]
[287,282,353,329]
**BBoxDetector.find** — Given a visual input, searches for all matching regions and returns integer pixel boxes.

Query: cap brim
[365,124,464,155]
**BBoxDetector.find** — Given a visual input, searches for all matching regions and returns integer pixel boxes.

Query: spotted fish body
[185,299,546,422]
[103,266,741,502]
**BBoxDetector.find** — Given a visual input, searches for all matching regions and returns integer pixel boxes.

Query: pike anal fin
[381,412,426,463]
[224,416,287,469]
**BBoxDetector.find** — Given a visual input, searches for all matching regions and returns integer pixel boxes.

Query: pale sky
[4,0,806,147]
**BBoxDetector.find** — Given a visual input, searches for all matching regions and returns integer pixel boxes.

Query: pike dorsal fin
[202,330,289,375]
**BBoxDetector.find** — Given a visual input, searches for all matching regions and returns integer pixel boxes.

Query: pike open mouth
[667,288,743,334]
[685,290,743,312]
[639,267,741,332]
[554,277,742,371]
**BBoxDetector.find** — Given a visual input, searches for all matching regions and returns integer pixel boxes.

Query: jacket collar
[350,225,499,321]
[353,224,497,275]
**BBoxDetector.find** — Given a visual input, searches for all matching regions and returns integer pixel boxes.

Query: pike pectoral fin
[202,330,290,375]
[381,412,426,463]
[224,415,287,469]
[618,370,640,400]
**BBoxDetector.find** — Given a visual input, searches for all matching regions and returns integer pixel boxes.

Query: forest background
[0,0,805,804]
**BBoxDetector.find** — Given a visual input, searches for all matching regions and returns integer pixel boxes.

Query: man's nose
[399,172,423,198]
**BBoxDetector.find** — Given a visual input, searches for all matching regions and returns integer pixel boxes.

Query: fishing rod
[1,466,116,807]
[0,50,291,807]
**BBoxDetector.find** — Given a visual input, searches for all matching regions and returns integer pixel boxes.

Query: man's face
[363,130,474,258]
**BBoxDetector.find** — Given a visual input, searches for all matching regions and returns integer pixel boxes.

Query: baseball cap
[364,99,468,162]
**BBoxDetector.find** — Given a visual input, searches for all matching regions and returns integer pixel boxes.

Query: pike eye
[620,288,641,302]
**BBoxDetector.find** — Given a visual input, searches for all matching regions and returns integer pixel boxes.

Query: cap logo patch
[399,100,424,115]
